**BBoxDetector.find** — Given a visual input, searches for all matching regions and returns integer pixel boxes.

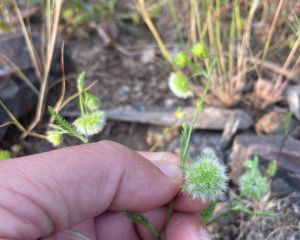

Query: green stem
[180,59,216,166]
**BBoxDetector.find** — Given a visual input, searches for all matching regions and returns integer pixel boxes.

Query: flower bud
[191,43,207,59]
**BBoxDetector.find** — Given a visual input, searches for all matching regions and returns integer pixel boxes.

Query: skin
[0,140,211,240]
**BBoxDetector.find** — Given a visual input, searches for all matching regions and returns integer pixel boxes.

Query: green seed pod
[85,93,101,111]
[0,150,11,160]
[47,131,64,147]
[168,72,193,99]
[174,51,189,68]
[191,43,207,59]
[182,155,228,201]
[73,111,106,136]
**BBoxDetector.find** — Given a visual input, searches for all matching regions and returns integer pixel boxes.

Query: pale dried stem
[12,0,42,79]
[0,53,39,95]
[23,0,63,138]
[135,0,172,62]
[262,0,286,60]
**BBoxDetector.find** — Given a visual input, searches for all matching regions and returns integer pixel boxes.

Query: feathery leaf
[48,106,87,143]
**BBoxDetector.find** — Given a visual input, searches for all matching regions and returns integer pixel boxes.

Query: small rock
[140,48,155,64]
[255,110,288,134]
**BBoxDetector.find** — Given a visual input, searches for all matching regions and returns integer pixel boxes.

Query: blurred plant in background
[136,0,300,109]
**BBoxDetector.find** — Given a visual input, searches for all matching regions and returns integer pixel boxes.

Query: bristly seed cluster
[182,154,228,201]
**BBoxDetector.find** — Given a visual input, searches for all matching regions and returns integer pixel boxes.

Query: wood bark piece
[105,106,253,130]
[230,134,300,191]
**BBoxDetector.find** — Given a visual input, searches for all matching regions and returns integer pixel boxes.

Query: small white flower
[73,111,106,136]
[168,72,193,99]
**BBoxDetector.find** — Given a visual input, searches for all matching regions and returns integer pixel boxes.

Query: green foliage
[201,201,217,223]
[266,160,278,178]
[47,72,105,146]
[231,203,275,217]
[182,155,228,201]
[0,150,11,160]
[48,107,88,145]
[124,212,160,240]
[62,0,118,29]
[239,156,268,200]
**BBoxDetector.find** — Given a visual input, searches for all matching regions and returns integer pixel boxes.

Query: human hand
[0,141,211,240]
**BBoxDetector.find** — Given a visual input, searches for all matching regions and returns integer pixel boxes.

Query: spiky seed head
[240,172,268,200]
[73,111,106,136]
[85,93,101,111]
[182,155,228,201]
[0,150,11,160]
[174,51,189,68]
[168,72,193,99]
[47,131,64,147]
[191,43,207,59]
[239,156,268,200]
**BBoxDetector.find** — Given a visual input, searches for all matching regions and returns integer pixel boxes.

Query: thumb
[0,141,182,239]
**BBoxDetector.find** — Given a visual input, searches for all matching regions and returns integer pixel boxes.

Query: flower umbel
[182,155,228,201]
[168,72,193,99]
[73,111,106,136]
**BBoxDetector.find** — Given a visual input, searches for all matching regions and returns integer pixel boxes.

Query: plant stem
[180,59,216,165]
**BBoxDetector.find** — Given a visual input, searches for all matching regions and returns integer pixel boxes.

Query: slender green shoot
[125,211,161,240]
[179,59,217,167]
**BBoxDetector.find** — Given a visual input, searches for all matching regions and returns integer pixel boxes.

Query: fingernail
[153,160,183,179]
